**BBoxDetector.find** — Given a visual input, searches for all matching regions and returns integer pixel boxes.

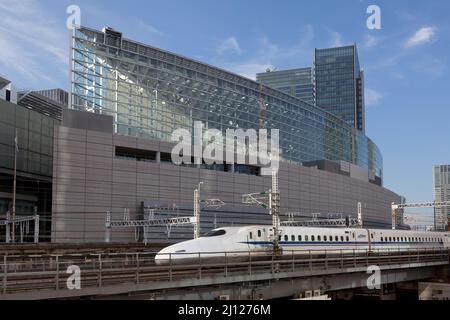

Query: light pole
[12,128,18,243]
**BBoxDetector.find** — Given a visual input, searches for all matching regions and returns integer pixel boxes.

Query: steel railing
[1,248,448,296]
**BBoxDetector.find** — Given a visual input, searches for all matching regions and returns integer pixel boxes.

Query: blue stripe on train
[240,241,442,246]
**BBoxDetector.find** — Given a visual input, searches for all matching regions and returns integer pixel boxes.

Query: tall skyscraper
[315,44,365,131]
[256,68,315,105]
[433,165,450,231]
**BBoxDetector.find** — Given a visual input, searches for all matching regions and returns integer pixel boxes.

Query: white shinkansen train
[154,226,450,265]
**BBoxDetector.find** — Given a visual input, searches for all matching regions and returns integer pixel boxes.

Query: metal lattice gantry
[281,206,363,228]
[105,184,226,243]
[391,201,450,230]
[281,216,360,227]
[1,211,40,243]
[105,208,196,244]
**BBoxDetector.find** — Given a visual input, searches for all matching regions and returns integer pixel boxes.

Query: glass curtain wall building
[256,68,315,105]
[71,27,382,182]
[433,165,450,231]
[315,45,365,132]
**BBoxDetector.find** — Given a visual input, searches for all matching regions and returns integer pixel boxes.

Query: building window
[115,146,157,162]
[160,152,173,163]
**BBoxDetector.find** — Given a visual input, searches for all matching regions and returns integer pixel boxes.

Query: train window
[318,236,321,241]
[291,235,295,242]
[397,237,399,242]
[381,237,384,242]
[401,237,404,242]
[298,235,302,241]
[346,236,349,242]
[311,236,315,241]
[258,230,261,238]
[279,235,282,241]
[371,234,374,239]
[305,235,309,241]
[324,236,327,241]
[284,235,288,241]
[335,236,339,241]
[205,229,226,237]
[249,232,253,239]
[389,237,392,242]
[341,236,344,242]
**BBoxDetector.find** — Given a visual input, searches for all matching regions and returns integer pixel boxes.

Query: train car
[154,225,450,265]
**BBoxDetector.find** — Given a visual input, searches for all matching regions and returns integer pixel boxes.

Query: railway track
[1,248,448,297]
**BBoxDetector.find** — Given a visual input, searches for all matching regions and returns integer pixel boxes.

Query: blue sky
[0,0,449,225]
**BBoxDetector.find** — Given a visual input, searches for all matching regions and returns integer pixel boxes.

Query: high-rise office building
[433,165,450,231]
[315,44,365,131]
[256,68,315,105]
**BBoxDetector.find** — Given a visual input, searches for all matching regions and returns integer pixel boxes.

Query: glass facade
[0,100,56,177]
[433,165,450,230]
[70,27,382,181]
[315,45,365,131]
[256,68,315,105]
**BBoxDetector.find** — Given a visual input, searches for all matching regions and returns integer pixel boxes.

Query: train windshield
[203,229,226,237]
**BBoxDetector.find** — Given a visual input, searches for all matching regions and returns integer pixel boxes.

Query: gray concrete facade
[51,119,402,243]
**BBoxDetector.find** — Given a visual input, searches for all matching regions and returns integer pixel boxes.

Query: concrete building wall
[51,124,401,243]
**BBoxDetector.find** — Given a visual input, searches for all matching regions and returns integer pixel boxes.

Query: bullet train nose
[154,241,200,265]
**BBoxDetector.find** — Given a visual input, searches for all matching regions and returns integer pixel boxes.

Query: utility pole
[193,182,203,239]
[12,128,18,243]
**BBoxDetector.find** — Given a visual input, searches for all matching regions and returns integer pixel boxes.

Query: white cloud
[329,32,343,47]
[364,34,379,49]
[217,36,242,56]
[225,63,275,80]
[412,58,447,79]
[404,26,437,48]
[137,21,165,37]
[365,88,383,106]
[0,0,68,85]
[215,25,315,80]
